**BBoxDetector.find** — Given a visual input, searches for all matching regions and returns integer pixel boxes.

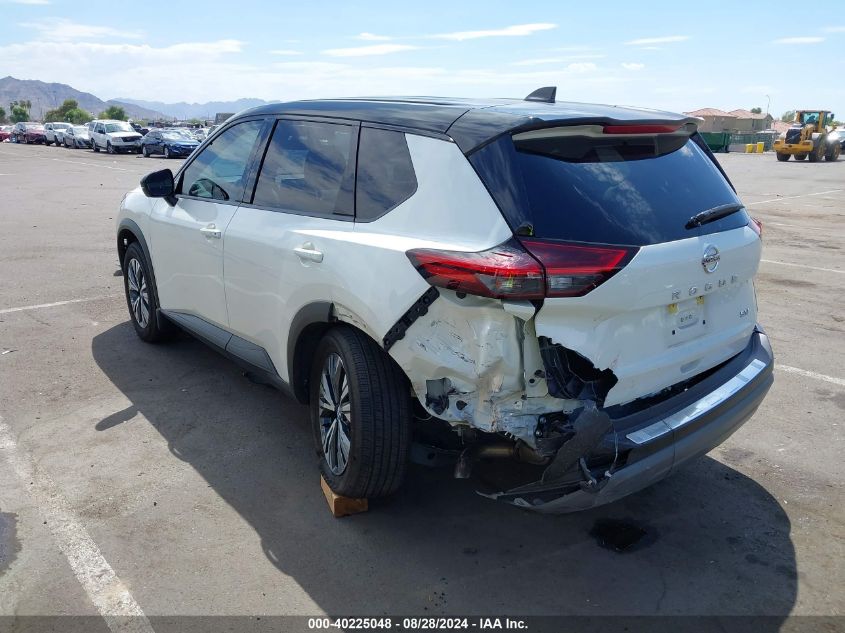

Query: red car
[0,126,12,141]
[12,122,46,144]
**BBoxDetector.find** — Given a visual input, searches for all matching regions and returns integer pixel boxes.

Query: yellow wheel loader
[774,110,840,162]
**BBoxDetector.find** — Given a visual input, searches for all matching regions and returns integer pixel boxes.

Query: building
[728,109,774,132]
[684,108,737,132]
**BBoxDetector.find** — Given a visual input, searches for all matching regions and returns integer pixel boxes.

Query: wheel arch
[117,219,166,329]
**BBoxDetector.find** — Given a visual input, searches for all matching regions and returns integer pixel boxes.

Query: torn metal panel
[388,289,581,445]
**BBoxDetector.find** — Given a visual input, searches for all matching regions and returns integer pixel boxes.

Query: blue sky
[1,0,844,117]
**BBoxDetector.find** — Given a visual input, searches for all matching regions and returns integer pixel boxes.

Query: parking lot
[0,144,843,629]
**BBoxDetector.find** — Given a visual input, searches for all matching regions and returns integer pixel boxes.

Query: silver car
[63,125,92,149]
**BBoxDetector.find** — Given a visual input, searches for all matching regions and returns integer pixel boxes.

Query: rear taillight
[405,240,545,299]
[749,217,763,237]
[521,240,636,297]
[406,239,637,300]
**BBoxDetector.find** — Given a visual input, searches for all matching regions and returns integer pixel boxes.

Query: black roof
[237,97,699,152]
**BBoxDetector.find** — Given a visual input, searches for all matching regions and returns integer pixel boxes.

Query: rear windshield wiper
[685,203,744,229]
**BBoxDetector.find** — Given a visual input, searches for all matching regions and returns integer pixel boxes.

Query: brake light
[749,217,763,237]
[406,240,637,299]
[521,240,636,297]
[603,124,680,134]
[405,240,545,299]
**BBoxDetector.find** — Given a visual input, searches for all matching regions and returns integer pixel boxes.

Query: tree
[9,100,30,123]
[44,99,91,124]
[0,106,6,124]
[781,110,796,123]
[99,105,127,120]
[750,107,762,114]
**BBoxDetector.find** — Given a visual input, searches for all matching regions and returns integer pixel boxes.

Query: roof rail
[524,86,556,103]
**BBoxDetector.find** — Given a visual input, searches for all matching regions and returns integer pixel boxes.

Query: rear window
[469,131,748,246]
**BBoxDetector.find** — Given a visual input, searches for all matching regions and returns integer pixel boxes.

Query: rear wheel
[309,326,411,499]
[776,152,790,161]
[164,146,171,159]
[142,145,150,157]
[93,142,100,152]
[825,143,840,161]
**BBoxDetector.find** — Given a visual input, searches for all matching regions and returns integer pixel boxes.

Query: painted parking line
[746,189,843,206]
[0,295,122,315]
[760,259,844,275]
[0,416,155,633]
[0,149,135,172]
[777,365,845,388]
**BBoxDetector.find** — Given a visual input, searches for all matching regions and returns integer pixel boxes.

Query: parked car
[44,122,71,145]
[130,122,150,135]
[140,128,200,158]
[63,125,92,149]
[829,128,845,151]
[0,125,11,142]
[12,122,46,144]
[116,92,773,512]
[90,119,143,153]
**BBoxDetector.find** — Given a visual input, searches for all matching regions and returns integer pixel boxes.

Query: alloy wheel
[126,258,150,329]
[317,353,351,475]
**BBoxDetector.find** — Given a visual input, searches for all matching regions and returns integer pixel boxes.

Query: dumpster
[700,131,731,153]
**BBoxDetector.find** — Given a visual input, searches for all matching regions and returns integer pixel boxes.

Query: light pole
[765,94,770,118]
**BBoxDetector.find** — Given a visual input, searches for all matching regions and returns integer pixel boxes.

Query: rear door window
[252,119,356,217]
[180,120,263,202]
[470,130,748,246]
[355,127,417,220]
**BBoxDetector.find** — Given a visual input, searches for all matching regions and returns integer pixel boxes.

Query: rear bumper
[495,327,774,513]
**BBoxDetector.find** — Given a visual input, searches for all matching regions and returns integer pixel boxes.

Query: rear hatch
[469,124,761,407]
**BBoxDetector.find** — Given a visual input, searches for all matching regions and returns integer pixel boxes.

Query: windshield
[470,131,748,246]
[163,131,194,140]
[54,123,71,129]
[25,124,41,130]
[72,126,87,134]
[105,122,133,133]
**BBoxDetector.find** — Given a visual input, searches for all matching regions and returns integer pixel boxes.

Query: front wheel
[164,146,171,159]
[93,142,100,152]
[825,144,840,161]
[309,326,411,499]
[142,145,150,157]
[106,141,115,154]
[776,152,790,162]
[122,242,170,343]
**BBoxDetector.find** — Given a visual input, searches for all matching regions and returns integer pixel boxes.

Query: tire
[309,326,411,499]
[776,152,790,161]
[64,138,69,148]
[106,141,115,154]
[142,145,150,157]
[825,143,840,161]
[122,242,170,343]
[164,146,171,159]
[795,153,807,161]
[93,142,100,152]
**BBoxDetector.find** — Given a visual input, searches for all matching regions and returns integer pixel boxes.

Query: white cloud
[822,26,845,33]
[355,32,392,41]
[20,19,142,41]
[621,62,645,71]
[566,62,597,72]
[269,49,303,55]
[430,23,556,41]
[625,35,689,46]
[510,54,604,66]
[773,36,824,44]
[322,43,419,57]
[4,0,50,4]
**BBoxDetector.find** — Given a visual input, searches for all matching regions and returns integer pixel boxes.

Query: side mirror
[140,169,175,198]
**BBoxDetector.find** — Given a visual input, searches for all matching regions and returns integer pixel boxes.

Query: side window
[252,119,355,216]
[355,127,418,221]
[180,120,263,202]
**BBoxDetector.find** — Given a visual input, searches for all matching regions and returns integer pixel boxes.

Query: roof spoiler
[524,86,556,103]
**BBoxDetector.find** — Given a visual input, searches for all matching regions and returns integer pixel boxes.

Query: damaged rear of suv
[384,95,773,511]
[119,89,773,512]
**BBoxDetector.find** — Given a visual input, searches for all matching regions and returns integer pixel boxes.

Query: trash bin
[746,144,754,153]
[756,141,765,153]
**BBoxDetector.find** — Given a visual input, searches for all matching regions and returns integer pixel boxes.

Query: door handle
[200,224,222,239]
[294,243,324,263]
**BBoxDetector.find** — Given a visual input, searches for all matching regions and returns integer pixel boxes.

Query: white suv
[90,119,142,154]
[116,90,774,512]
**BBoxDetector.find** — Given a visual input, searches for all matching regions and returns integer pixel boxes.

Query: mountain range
[1,76,270,122]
